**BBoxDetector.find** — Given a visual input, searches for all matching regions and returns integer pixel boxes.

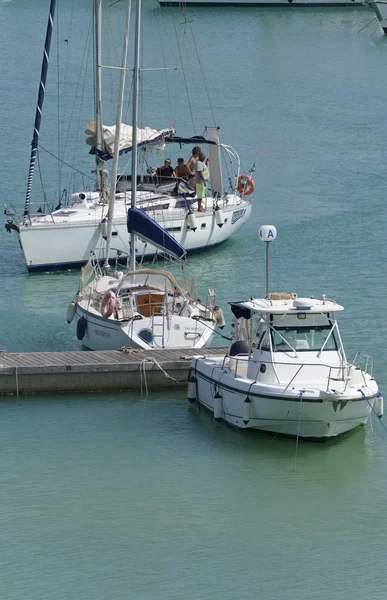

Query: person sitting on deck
[153,158,174,178]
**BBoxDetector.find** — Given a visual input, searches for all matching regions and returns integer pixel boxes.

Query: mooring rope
[138,357,187,399]
[294,390,304,471]
[358,389,387,434]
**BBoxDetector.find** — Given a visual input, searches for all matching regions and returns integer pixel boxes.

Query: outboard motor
[229,340,249,356]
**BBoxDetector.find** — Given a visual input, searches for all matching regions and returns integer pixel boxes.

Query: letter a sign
[259,225,277,243]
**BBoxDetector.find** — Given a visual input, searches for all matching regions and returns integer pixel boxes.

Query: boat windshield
[269,325,338,352]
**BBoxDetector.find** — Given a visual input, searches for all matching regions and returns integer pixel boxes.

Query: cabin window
[166,226,181,232]
[260,331,271,351]
[201,223,206,229]
[272,326,338,352]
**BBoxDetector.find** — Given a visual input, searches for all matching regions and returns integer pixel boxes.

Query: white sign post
[259,225,277,298]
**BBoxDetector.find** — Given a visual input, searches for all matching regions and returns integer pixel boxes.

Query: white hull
[75,303,213,351]
[17,199,251,272]
[191,356,378,439]
[159,0,362,6]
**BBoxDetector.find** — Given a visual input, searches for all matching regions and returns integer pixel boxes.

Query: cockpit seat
[294,339,309,350]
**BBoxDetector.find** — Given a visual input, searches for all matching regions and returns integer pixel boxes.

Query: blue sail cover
[127,207,186,260]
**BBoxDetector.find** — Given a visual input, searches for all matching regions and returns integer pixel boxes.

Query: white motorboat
[188,227,382,439]
[68,0,225,351]
[4,0,253,273]
[365,1,387,33]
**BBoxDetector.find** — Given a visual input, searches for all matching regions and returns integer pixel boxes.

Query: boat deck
[0,347,227,396]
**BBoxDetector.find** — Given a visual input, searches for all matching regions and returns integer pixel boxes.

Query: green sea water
[1,1,387,598]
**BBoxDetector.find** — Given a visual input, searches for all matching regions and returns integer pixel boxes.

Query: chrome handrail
[222,353,374,392]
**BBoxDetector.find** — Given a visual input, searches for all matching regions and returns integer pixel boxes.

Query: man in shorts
[195,152,207,212]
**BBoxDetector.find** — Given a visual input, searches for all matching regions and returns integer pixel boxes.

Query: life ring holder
[101,290,117,319]
[237,174,254,197]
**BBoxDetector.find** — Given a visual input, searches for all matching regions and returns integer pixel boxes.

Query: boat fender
[187,370,197,403]
[101,290,117,319]
[213,306,225,329]
[375,393,384,418]
[66,300,77,324]
[186,210,197,232]
[214,206,224,228]
[76,317,87,341]
[229,340,249,356]
[100,218,108,240]
[213,391,223,421]
[237,174,254,197]
[243,396,251,425]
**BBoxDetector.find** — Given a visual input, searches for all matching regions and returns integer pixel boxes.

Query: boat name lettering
[95,329,111,338]
[231,209,246,224]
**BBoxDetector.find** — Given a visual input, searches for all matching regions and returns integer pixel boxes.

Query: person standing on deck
[187,146,201,189]
[195,152,208,212]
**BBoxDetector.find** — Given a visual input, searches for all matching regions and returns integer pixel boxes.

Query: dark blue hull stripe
[26,239,228,272]
[194,368,377,403]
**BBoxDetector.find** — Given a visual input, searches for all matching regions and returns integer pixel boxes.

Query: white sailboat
[68,0,225,352]
[4,0,253,273]
[188,227,382,439]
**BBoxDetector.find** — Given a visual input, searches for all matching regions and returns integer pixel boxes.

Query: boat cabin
[230,294,347,386]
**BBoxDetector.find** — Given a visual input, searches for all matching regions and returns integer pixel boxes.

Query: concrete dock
[0,347,227,396]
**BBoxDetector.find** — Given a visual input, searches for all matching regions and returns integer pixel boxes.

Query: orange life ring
[237,174,254,196]
[101,290,117,319]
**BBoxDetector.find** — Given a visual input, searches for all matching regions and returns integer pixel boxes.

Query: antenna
[259,225,277,298]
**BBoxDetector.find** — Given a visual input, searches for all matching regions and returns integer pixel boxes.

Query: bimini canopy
[234,297,344,315]
[127,207,186,261]
[86,123,176,160]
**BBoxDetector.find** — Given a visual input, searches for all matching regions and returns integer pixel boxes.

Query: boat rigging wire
[187,19,217,128]
[37,144,95,182]
[173,16,195,131]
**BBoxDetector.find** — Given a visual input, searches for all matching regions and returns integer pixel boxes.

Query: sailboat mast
[130,0,141,272]
[103,0,132,268]
[23,0,57,222]
[94,0,104,194]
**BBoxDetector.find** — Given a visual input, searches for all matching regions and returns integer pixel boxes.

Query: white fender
[213,306,225,328]
[100,218,108,239]
[243,396,251,425]
[213,392,223,421]
[186,211,197,232]
[375,394,384,418]
[66,300,77,324]
[214,206,224,228]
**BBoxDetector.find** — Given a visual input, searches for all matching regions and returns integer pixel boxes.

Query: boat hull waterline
[191,357,379,439]
[17,202,251,272]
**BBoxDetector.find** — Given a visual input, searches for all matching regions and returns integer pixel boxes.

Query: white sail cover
[86,121,175,159]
